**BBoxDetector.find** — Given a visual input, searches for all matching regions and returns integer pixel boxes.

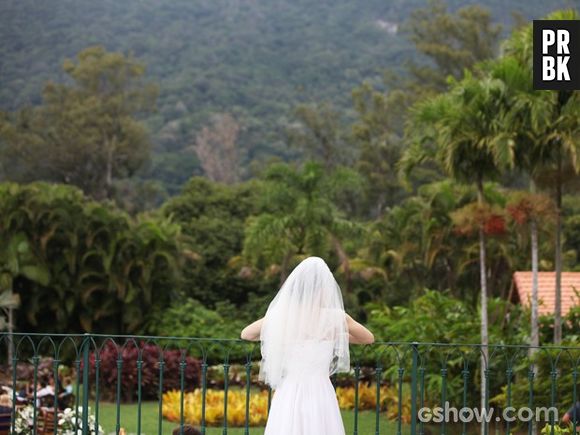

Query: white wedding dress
[264,340,346,435]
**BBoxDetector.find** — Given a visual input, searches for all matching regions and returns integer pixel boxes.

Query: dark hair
[172,425,201,435]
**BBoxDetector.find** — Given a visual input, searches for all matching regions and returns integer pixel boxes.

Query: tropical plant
[493,9,580,344]
[402,67,516,409]
[506,191,556,349]
[0,182,186,333]
[368,291,528,409]
[243,161,363,291]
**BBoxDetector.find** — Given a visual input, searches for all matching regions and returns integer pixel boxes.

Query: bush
[336,383,412,423]
[150,298,254,362]
[152,299,244,340]
[162,389,269,427]
[87,341,201,402]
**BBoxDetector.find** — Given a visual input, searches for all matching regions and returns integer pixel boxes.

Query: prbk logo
[533,20,579,90]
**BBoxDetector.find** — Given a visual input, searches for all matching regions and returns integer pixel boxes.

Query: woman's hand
[345,313,375,344]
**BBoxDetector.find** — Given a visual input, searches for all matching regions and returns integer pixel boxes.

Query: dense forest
[0,0,573,194]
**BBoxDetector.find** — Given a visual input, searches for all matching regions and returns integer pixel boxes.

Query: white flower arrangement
[14,405,34,434]
[14,405,104,435]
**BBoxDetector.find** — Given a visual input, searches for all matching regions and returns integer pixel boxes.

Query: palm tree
[402,71,515,416]
[499,10,580,344]
[506,192,555,353]
[243,161,363,289]
[363,180,477,300]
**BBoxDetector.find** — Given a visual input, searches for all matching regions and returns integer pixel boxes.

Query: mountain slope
[0,0,573,190]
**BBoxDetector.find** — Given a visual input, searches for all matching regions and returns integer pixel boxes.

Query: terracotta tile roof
[513,271,580,316]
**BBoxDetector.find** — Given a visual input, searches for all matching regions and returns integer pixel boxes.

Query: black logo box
[533,20,580,90]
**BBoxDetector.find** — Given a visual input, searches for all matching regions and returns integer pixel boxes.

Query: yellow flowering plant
[163,383,412,427]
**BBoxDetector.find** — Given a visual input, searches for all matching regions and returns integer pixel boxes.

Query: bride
[241,256,374,435]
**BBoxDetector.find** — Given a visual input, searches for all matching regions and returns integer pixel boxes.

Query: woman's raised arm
[346,313,375,344]
[240,317,264,341]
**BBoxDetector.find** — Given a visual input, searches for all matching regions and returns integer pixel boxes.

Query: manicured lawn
[93,401,410,435]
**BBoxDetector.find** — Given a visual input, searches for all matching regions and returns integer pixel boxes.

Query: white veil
[258,256,350,388]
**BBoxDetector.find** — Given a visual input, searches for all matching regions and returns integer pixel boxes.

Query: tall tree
[0,46,157,200]
[402,71,514,415]
[161,176,261,307]
[351,83,407,217]
[406,0,502,94]
[193,113,241,184]
[498,10,580,344]
[351,0,502,216]
[287,102,351,172]
[506,192,555,352]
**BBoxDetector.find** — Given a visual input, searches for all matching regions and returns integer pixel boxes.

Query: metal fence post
[353,362,361,435]
[82,333,90,435]
[410,342,419,435]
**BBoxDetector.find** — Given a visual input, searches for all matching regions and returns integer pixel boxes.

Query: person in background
[0,394,11,412]
[0,394,12,432]
[172,424,202,435]
[57,376,74,410]
[36,377,55,398]
[16,382,29,403]
[32,377,55,408]
[25,381,43,405]
[59,377,73,395]
[562,401,580,428]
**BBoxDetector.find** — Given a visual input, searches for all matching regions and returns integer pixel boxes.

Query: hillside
[0,0,572,191]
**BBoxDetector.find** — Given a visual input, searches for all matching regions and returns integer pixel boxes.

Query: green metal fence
[2,333,580,435]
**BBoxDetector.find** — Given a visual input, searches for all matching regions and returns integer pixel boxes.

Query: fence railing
[2,333,580,435]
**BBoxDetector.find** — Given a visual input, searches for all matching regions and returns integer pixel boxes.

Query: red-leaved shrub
[86,341,201,402]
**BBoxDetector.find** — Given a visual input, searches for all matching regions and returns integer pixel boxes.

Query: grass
[92,401,410,435]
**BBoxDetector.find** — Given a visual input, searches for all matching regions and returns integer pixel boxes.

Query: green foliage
[541,425,570,435]
[406,0,502,94]
[0,4,576,360]
[403,70,515,187]
[538,306,580,344]
[243,161,363,286]
[360,180,520,305]
[491,308,580,428]
[367,290,527,344]
[287,102,353,170]
[351,0,507,216]
[161,177,268,307]
[351,82,407,217]
[367,290,527,406]
[151,298,244,340]
[492,10,580,188]
[491,341,578,432]
[0,181,185,333]
[0,46,157,200]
